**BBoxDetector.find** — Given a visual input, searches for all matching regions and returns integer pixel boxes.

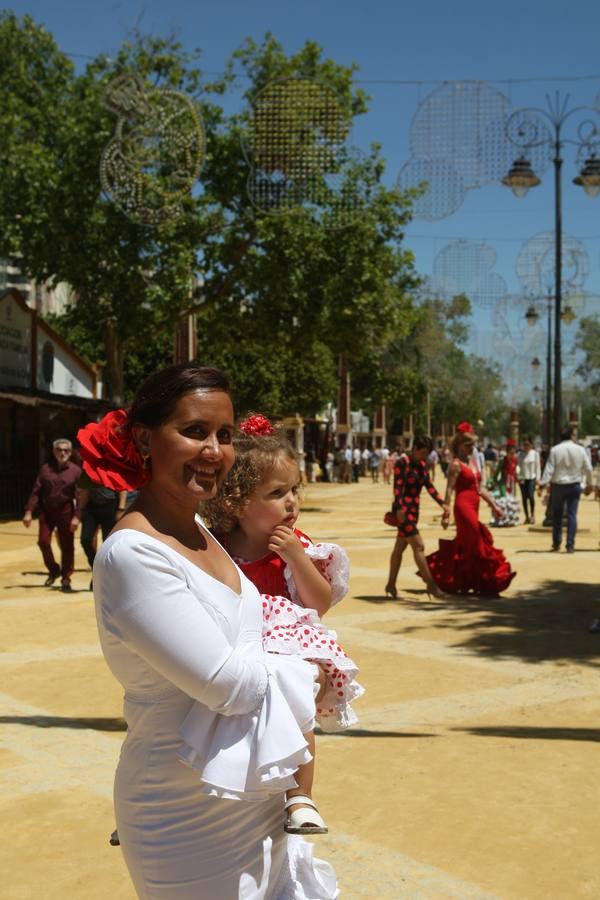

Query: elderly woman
[79,363,337,899]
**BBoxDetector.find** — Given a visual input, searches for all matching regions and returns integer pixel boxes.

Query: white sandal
[284,795,328,834]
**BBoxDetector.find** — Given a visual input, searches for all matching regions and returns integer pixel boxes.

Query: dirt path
[1,480,599,899]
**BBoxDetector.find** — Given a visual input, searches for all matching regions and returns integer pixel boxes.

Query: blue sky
[9,0,600,398]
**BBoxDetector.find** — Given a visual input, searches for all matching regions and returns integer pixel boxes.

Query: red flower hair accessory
[457,421,474,434]
[77,409,150,492]
[239,414,275,436]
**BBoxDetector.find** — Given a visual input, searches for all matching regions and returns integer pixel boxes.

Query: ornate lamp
[573,154,600,198]
[502,157,541,198]
[525,305,540,326]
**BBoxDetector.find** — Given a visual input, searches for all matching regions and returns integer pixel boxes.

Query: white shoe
[284,795,328,834]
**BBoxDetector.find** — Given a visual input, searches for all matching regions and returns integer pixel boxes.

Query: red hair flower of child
[239,414,275,436]
[457,421,474,434]
[77,409,150,492]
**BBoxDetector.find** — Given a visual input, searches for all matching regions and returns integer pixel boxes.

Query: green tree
[0,21,419,413]
[575,315,600,387]
[379,292,507,438]
[0,14,223,402]
[196,34,419,416]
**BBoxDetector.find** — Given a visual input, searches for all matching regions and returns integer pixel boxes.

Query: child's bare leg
[409,534,448,598]
[286,731,316,814]
[386,533,407,597]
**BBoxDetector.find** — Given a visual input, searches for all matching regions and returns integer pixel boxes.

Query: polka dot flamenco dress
[233,529,364,732]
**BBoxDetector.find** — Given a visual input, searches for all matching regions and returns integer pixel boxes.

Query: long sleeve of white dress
[98,539,271,716]
[96,533,316,800]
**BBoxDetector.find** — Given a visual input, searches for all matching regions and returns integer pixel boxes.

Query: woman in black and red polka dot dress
[385,435,450,600]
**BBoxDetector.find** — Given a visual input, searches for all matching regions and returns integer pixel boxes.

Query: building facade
[0,289,108,518]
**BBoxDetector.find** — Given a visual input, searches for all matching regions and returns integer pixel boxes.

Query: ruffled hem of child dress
[261,595,364,733]
[177,653,318,801]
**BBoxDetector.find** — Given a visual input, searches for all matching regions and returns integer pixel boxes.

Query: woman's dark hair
[523,435,533,445]
[412,434,433,452]
[129,362,232,428]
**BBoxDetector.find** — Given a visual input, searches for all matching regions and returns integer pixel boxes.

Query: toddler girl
[179,414,363,835]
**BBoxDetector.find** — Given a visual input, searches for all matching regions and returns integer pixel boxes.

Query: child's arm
[268,525,332,617]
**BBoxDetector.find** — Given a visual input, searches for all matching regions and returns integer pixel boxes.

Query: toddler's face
[239,454,301,538]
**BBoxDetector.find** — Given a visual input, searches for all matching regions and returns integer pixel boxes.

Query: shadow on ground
[453,726,600,743]
[357,581,600,667]
[0,715,126,731]
[318,729,436,739]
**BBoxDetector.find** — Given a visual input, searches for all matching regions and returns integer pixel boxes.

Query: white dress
[94,523,338,899]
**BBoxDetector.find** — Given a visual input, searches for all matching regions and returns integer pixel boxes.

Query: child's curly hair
[201,426,299,533]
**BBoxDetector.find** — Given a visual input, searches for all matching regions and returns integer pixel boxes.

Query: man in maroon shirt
[23,439,82,591]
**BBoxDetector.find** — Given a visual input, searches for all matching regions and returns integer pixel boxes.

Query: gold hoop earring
[141,451,150,469]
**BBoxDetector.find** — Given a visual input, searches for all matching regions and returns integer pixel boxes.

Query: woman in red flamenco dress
[426,428,516,596]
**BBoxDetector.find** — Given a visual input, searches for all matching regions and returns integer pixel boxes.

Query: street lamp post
[503,93,600,443]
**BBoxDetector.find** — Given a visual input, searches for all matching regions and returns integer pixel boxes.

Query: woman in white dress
[78,363,337,900]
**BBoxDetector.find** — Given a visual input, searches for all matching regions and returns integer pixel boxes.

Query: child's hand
[268,525,304,563]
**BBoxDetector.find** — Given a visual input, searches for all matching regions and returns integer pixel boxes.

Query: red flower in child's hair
[77,409,150,492]
[239,414,275,436]
[457,421,474,434]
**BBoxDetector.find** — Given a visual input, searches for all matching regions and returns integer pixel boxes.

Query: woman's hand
[492,502,504,519]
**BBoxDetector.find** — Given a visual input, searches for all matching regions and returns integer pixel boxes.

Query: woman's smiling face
[137,390,235,503]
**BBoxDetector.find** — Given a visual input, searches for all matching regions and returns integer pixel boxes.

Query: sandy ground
[1,478,599,899]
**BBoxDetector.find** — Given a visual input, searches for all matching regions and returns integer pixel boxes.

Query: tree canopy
[0,15,511,436]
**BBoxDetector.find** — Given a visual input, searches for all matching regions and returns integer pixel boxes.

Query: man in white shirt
[539,425,594,552]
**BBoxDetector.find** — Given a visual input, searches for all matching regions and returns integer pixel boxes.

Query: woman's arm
[97,540,270,716]
[441,460,460,527]
[268,525,332,617]
[479,482,503,517]
[423,469,448,510]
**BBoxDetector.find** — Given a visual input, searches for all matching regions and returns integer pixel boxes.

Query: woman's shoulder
[95,527,183,570]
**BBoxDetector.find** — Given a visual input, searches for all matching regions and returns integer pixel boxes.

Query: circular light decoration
[397,157,465,221]
[100,72,205,225]
[397,81,528,221]
[516,231,589,297]
[242,78,360,227]
[430,239,507,309]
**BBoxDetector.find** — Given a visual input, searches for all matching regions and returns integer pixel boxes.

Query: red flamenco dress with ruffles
[426,461,516,596]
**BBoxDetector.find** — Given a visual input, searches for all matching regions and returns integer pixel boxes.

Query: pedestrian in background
[22,438,81,592]
[77,471,128,590]
[484,443,499,480]
[538,425,594,552]
[517,437,541,524]
[369,447,380,482]
[426,446,438,482]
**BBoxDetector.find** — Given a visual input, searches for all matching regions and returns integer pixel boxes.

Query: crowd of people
[383,423,597,602]
[18,377,600,898]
